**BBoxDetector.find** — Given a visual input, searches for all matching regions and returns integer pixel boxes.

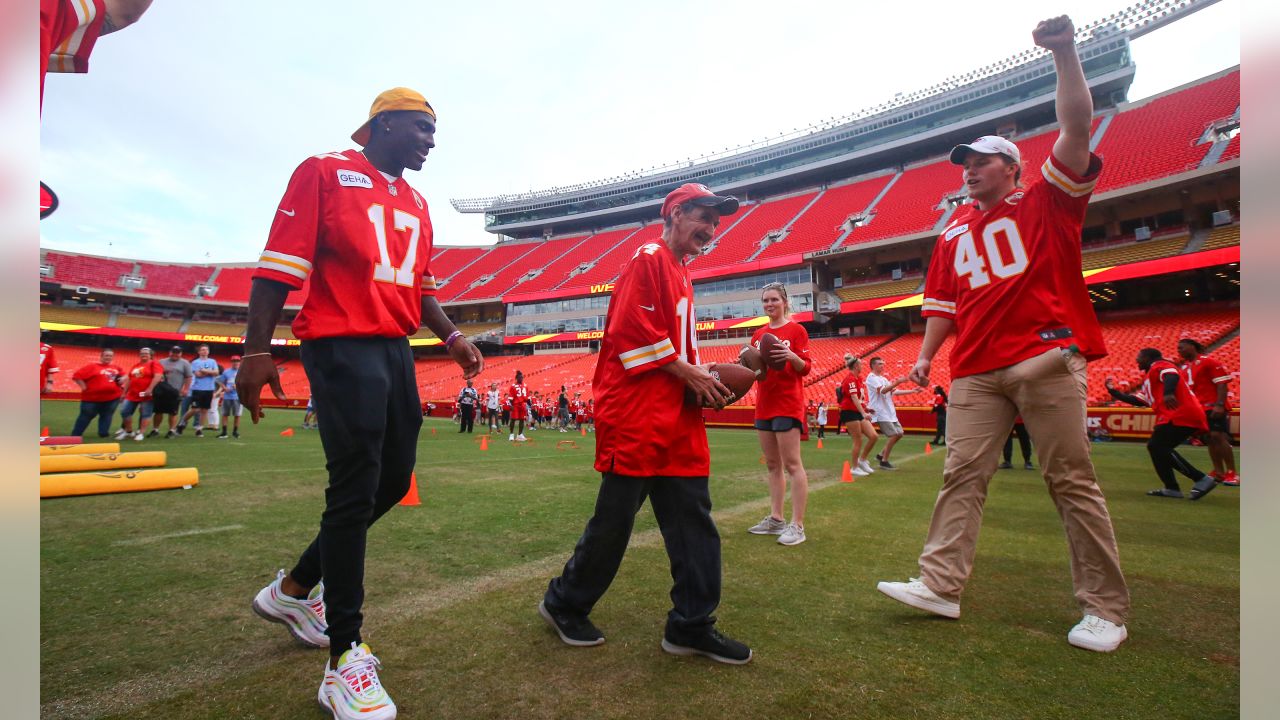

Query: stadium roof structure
[451,0,1224,238]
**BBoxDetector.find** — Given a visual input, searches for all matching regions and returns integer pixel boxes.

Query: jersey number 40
[953,218,1028,290]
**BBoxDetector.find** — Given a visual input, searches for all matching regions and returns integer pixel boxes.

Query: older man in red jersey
[876,16,1130,654]
[539,183,752,665]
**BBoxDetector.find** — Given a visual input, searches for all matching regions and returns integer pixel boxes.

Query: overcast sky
[38,0,1239,264]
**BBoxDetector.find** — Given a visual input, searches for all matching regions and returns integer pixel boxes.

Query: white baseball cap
[950,135,1021,165]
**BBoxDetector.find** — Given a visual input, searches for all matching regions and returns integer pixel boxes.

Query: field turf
[38,400,1239,719]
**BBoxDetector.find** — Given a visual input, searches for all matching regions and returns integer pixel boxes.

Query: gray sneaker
[777,523,806,546]
[748,515,786,535]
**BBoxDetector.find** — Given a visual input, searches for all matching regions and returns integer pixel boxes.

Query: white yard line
[112,525,245,547]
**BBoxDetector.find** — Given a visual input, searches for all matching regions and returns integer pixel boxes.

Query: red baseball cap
[660,183,739,219]
[230,355,242,361]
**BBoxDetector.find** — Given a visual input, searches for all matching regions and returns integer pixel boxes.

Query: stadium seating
[687,191,818,272]
[453,236,588,302]
[113,314,183,333]
[512,228,636,295]
[760,175,895,260]
[558,224,664,292]
[1201,224,1240,251]
[44,252,136,289]
[835,276,923,303]
[435,242,541,303]
[1093,70,1239,193]
[487,233,590,297]
[135,263,215,298]
[429,247,488,284]
[184,319,246,335]
[1084,309,1239,404]
[41,305,111,326]
[844,160,960,245]
[1080,234,1189,270]
[1219,134,1240,163]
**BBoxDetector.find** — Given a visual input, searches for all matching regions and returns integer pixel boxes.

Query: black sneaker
[165,429,177,439]
[538,601,604,647]
[175,424,186,435]
[1146,488,1184,498]
[218,431,228,439]
[233,431,240,439]
[998,461,1013,469]
[1189,475,1218,501]
[147,428,160,438]
[661,628,752,665]
[195,429,204,438]
[1023,462,1035,470]
[879,460,896,470]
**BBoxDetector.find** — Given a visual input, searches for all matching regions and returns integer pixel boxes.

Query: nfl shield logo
[388,185,398,196]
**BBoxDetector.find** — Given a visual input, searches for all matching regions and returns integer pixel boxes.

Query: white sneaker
[318,642,396,720]
[876,578,960,618]
[852,466,870,477]
[778,523,806,546]
[1067,614,1128,652]
[747,515,786,535]
[509,433,515,441]
[114,429,129,440]
[133,432,144,442]
[517,434,527,442]
[252,569,329,648]
[858,459,875,474]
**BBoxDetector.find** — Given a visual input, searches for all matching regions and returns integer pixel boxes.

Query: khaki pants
[918,348,1130,624]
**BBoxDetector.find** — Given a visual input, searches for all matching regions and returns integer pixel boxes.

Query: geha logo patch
[336,170,373,189]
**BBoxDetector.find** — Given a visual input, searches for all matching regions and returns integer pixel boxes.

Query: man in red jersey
[1176,339,1238,486]
[540,183,751,665]
[40,0,152,106]
[508,370,529,441]
[877,16,1130,654]
[40,340,59,394]
[1106,348,1217,500]
[238,88,482,720]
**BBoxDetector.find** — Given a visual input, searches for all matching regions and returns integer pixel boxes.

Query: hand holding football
[685,363,757,408]
[739,345,766,379]
[758,332,788,371]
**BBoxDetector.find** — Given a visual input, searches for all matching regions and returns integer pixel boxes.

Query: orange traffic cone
[759,455,767,465]
[280,427,294,437]
[580,426,587,437]
[41,426,49,437]
[816,438,824,450]
[479,434,489,451]
[431,428,437,437]
[399,472,421,506]
[841,460,854,483]
[925,442,933,455]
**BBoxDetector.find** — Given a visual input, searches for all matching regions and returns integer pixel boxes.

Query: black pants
[288,337,422,651]
[932,411,946,444]
[458,404,475,433]
[544,473,721,639]
[1147,423,1208,491]
[71,399,120,437]
[1003,423,1031,463]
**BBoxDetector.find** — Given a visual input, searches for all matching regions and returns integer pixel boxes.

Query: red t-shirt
[1184,354,1233,412]
[932,394,947,412]
[838,372,866,412]
[40,0,106,106]
[508,383,529,419]
[124,360,163,402]
[751,321,811,421]
[1143,359,1207,430]
[74,361,123,402]
[922,152,1107,378]
[254,150,437,340]
[40,343,59,391]
[593,241,707,477]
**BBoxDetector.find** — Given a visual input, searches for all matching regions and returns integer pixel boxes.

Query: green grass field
[38,400,1240,719]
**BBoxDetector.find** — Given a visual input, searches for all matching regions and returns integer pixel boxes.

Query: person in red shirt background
[1106,348,1217,501]
[70,347,124,437]
[540,183,751,665]
[929,386,947,446]
[879,16,1129,654]
[40,340,59,394]
[1176,339,1237,486]
[746,282,812,546]
[837,354,878,477]
[115,347,162,441]
[508,371,529,442]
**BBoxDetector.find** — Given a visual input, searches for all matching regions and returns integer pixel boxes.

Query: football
[686,363,758,408]
[758,332,788,370]
[739,345,767,379]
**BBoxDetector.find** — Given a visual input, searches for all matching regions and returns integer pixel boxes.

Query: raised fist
[1033,15,1076,52]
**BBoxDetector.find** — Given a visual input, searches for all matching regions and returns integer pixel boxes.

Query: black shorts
[754,417,804,432]
[191,389,215,410]
[152,383,181,414]
[1206,413,1230,434]
[838,410,864,425]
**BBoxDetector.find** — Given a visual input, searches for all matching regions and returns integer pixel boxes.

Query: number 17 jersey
[254,149,438,340]
[922,151,1107,379]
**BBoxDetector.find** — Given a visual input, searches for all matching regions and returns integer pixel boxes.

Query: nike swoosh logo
[639,304,655,312]
[278,208,296,217]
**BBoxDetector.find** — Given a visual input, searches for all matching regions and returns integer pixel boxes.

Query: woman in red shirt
[746,282,811,546]
[837,354,878,477]
[930,386,948,446]
[71,348,124,438]
[116,346,163,441]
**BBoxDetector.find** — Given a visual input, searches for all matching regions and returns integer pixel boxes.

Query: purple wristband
[445,330,463,348]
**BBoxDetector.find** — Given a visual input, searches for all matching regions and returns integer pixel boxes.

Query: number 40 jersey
[922,151,1108,379]
[254,149,437,340]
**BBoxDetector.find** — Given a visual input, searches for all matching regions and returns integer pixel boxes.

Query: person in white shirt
[815,402,828,440]
[863,357,919,469]
[485,382,501,432]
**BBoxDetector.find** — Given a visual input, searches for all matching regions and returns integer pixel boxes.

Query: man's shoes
[1146,488,1184,498]
[747,515,786,535]
[147,428,160,438]
[233,430,240,439]
[998,461,1013,469]
[318,642,396,720]
[113,429,129,440]
[175,424,186,435]
[165,429,177,439]
[517,434,527,442]
[133,432,144,442]
[874,454,883,463]
[875,578,960,618]
[1023,462,1035,470]
[218,431,228,439]
[538,600,604,647]
[879,459,896,470]
[1067,614,1128,652]
[508,434,515,442]
[252,569,329,648]
[1222,471,1240,487]
[661,628,752,665]
[1189,474,1218,501]
[195,428,204,438]
[777,523,806,546]
[857,459,875,474]
[852,465,870,477]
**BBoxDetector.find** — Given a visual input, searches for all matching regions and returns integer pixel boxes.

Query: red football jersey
[1143,359,1207,430]
[593,241,708,477]
[41,0,105,105]
[73,361,123,402]
[254,150,437,341]
[40,343,59,390]
[922,152,1107,378]
[751,321,811,421]
[123,360,163,402]
[1184,354,1233,412]
[837,372,866,412]
[508,383,529,419]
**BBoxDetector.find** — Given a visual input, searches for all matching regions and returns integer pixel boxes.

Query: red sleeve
[254,158,323,290]
[612,249,678,376]
[792,324,811,376]
[72,363,94,381]
[42,0,106,75]
[921,236,956,319]
[417,198,437,298]
[46,346,59,372]
[1207,358,1232,385]
[1035,151,1102,214]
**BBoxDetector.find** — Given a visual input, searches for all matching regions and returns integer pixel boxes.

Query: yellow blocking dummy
[39,442,122,456]
[40,468,199,498]
[40,451,166,474]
